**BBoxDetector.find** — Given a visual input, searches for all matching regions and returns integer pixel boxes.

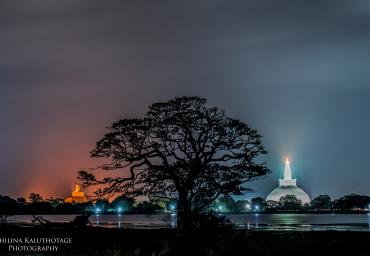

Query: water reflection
[95,214,100,226]
[7,213,370,231]
[253,213,259,228]
[170,213,176,229]
[118,214,122,228]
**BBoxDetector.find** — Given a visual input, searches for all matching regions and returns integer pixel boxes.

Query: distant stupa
[266,158,310,204]
[64,184,88,203]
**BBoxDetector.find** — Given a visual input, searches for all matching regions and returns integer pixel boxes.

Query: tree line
[0,192,369,218]
[0,193,175,216]
[215,193,370,213]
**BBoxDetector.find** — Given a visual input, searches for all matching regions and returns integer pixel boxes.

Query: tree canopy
[78,97,269,228]
[332,194,369,210]
[28,193,43,203]
[310,195,332,210]
[279,195,302,210]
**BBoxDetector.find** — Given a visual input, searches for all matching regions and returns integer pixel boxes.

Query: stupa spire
[74,184,81,193]
[278,158,296,187]
[284,158,292,180]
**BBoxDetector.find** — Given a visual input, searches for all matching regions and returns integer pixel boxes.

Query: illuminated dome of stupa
[266,159,310,204]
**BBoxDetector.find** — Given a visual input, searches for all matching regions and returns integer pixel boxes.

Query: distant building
[64,184,88,203]
[266,159,310,204]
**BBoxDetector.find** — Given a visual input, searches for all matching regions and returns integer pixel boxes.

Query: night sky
[1,1,370,199]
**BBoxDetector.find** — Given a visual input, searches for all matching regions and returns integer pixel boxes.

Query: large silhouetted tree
[78,97,269,229]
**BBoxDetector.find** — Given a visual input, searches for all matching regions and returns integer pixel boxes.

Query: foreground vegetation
[0,225,369,256]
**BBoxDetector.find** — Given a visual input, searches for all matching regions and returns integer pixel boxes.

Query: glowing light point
[95,207,101,214]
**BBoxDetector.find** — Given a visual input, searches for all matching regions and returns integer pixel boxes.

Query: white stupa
[266,158,310,204]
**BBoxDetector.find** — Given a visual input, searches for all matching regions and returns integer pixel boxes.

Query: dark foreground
[0,226,369,256]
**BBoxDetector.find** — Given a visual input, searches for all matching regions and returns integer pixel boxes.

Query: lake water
[7,213,370,231]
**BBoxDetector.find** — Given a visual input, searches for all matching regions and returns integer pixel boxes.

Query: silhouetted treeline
[215,194,370,213]
[0,193,369,216]
[0,194,172,215]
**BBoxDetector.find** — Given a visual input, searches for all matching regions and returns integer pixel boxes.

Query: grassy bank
[0,226,369,255]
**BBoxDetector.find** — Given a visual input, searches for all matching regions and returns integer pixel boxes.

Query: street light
[95,207,101,214]
[117,207,123,214]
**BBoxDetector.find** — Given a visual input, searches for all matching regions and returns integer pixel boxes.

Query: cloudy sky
[1,0,370,199]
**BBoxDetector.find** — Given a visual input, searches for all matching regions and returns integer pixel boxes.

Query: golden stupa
[64,184,88,203]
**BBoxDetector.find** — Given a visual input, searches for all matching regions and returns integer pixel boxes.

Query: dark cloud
[0,0,369,199]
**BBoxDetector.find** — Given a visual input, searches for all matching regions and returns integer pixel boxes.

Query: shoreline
[3,211,370,215]
[3,222,370,233]
[3,213,369,232]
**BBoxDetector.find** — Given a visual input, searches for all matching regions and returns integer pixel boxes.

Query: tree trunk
[177,192,192,231]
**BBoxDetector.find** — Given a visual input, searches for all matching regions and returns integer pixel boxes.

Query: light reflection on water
[232,213,369,231]
[95,214,100,226]
[118,214,122,228]
[7,213,370,231]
